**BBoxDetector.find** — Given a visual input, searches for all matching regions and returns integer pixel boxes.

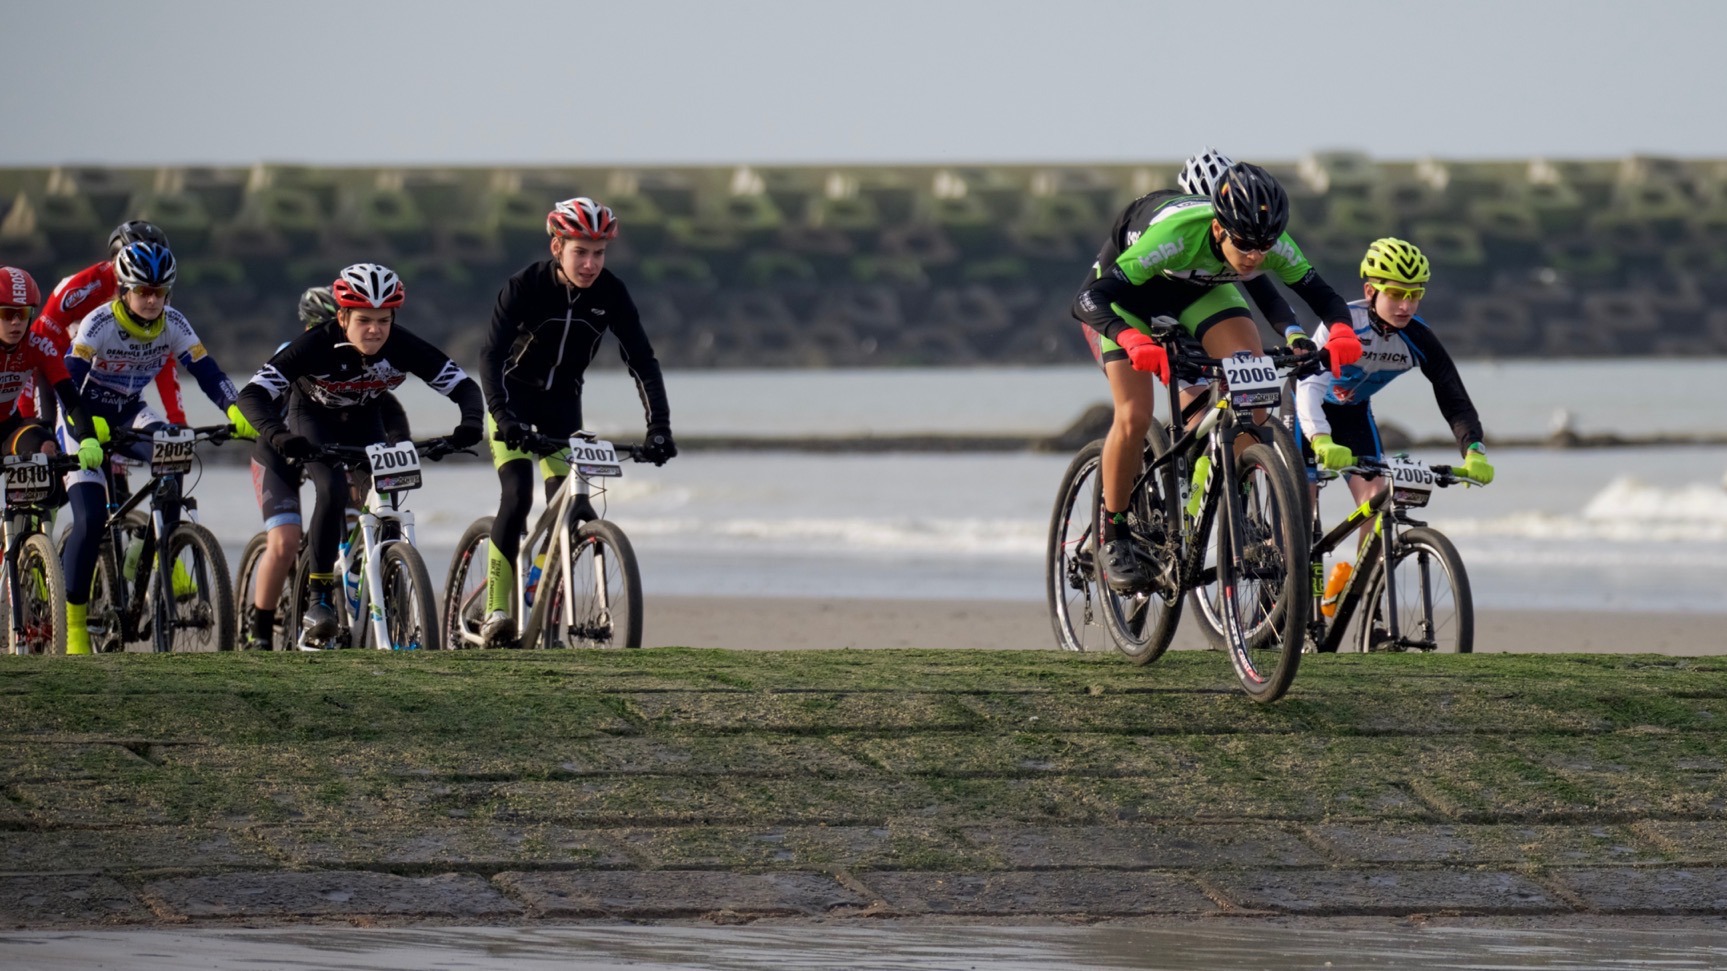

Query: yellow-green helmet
[1359,237,1431,284]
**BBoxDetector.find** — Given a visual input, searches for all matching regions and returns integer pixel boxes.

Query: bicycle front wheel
[441,516,496,650]
[2,533,68,655]
[1100,422,1182,666]
[160,523,236,653]
[541,519,643,649]
[1045,439,1110,653]
[1358,526,1473,654]
[1218,443,1310,703]
[377,543,442,650]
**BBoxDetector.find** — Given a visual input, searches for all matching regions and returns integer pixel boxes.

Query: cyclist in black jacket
[238,264,484,648]
[478,196,674,646]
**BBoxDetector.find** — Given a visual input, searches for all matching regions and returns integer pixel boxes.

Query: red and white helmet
[0,267,40,311]
[332,263,406,309]
[547,197,619,240]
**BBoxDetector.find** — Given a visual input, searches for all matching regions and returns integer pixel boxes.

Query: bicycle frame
[0,453,73,654]
[1306,459,1459,653]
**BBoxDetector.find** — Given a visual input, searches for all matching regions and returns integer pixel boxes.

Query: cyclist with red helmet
[237,263,484,648]
[477,196,674,647]
[60,241,258,654]
[1072,162,1365,593]
[22,221,187,427]
[0,267,101,466]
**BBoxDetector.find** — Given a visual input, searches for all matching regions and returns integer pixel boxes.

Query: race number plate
[1387,456,1436,507]
[1,453,52,507]
[366,442,422,492]
[569,437,623,478]
[1222,353,1281,409]
[150,428,196,475]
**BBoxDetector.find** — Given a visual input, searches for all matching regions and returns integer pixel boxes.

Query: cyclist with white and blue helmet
[59,241,258,654]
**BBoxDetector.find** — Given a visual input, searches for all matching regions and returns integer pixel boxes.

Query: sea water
[166,360,1727,613]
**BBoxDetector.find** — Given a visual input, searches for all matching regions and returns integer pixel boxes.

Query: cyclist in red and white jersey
[22,221,185,426]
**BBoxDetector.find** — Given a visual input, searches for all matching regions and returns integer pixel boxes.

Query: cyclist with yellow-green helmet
[1295,236,1495,508]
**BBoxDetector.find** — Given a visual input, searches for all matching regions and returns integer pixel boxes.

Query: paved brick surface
[859,869,1219,916]
[1209,868,1566,915]
[496,870,863,917]
[144,870,520,919]
[0,874,151,924]
[1552,867,1727,913]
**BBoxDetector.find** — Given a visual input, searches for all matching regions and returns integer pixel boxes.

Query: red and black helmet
[547,197,619,240]
[0,266,42,311]
[332,263,406,310]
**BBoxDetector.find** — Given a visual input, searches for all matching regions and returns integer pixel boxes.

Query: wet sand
[646,595,1727,655]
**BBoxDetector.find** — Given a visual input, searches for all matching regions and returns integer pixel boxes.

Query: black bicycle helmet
[1210,162,1289,250]
[298,285,339,329]
[107,220,169,259]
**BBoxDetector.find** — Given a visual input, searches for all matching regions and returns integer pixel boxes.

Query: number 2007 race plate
[569,438,622,478]
[366,442,422,492]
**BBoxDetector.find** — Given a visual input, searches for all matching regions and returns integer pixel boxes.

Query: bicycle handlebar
[518,431,648,462]
[109,423,236,448]
[309,437,460,466]
[1342,456,1467,488]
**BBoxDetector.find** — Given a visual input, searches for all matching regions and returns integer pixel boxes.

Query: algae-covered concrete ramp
[0,649,1723,926]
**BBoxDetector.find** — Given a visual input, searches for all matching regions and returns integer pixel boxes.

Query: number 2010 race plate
[1,453,51,507]
[366,442,423,492]
[569,438,622,478]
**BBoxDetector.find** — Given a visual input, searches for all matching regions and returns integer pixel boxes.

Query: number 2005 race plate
[1387,456,1435,507]
[366,442,423,492]
[569,438,622,478]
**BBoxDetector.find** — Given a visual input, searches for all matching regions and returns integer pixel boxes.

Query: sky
[4,0,1724,167]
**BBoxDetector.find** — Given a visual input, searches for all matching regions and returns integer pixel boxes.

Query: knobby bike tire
[376,543,442,651]
[1358,525,1474,654]
[441,516,496,650]
[233,531,293,651]
[1191,421,1299,652]
[1218,442,1310,703]
[1100,422,1182,666]
[60,517,137,654]
[161,523,236,653]
[1045,439,1110,653]
[542,519,644,649]
[2,533,68,655]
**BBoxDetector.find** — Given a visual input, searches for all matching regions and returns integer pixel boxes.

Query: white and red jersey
[66,301,237,419]
[24,261,184,422]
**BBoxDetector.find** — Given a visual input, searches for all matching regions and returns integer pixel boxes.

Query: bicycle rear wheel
[60,519,134,654]
[1358,526,1473,654]
[441,516,496,650]
[1217,443,1309,703]
[233,531,289,651]
[1100,423,1182,665]
[2,534,67,655]
[159,523,236,653]
[1045,439,1111,652]
[541,519,643,649]
[373,543,441,650]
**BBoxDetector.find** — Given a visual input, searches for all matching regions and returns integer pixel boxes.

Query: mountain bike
[444,430,645,650]
[1079,332,1317,702]
[0,452,79,654]
[278,438,453,652]
[74,424,236,653]
[1305,454,1476,654]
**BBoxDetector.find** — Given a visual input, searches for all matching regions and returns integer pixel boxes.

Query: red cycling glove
[1324,322,1363,378]
[1116,329,1169,384]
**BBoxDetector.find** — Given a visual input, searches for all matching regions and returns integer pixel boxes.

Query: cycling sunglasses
[129,285,172,300]
[1373,284,1426,302]
[1227,235,1277,254]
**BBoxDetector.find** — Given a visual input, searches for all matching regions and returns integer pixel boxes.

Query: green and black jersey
[1074,193,1351,345]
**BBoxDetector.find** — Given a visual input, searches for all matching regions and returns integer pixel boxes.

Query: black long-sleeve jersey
[480,262,670,431]
[238,320,482,443]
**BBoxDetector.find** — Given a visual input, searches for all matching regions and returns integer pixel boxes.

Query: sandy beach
[645,595,1727,655]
